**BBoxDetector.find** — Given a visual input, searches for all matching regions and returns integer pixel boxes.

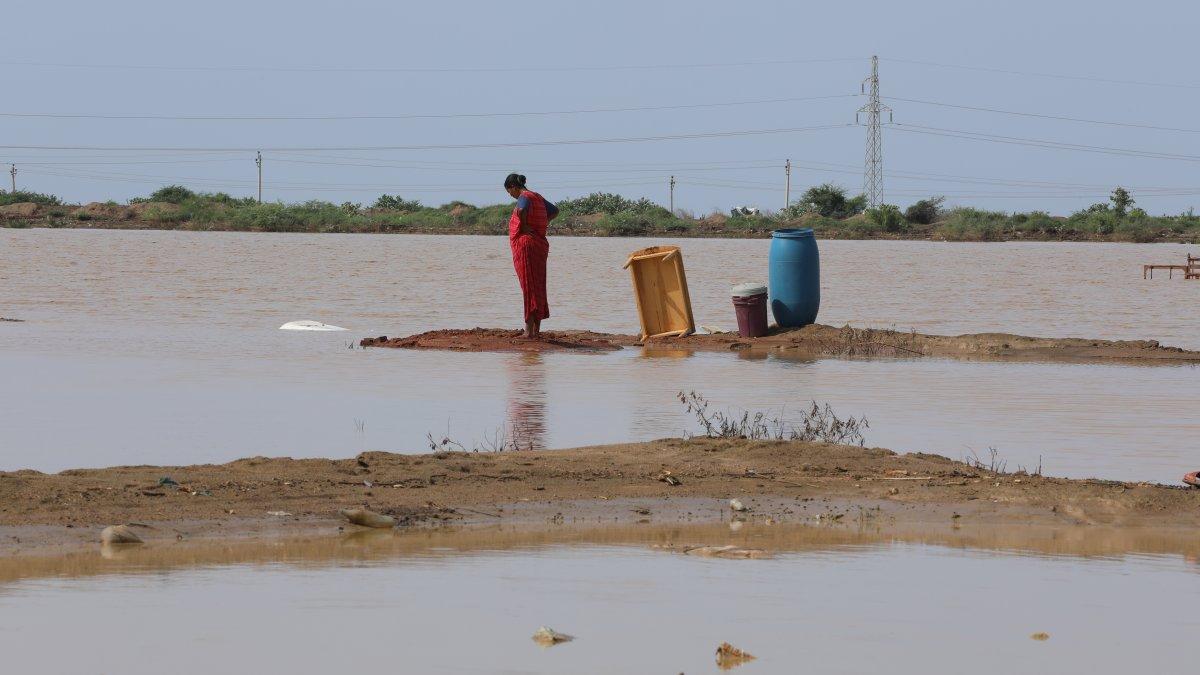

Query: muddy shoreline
[3,438,1198,557]
[360,325,1200,363]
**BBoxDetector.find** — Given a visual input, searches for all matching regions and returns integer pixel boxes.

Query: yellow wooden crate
[622,245,696,341]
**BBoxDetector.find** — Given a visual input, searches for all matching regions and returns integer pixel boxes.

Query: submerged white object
[279,320,347,332]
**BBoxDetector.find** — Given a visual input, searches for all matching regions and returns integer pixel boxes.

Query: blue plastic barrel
[768,228,820,327]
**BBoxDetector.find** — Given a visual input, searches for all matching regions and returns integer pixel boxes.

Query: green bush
[788,184,867,219]
[145,204,187,224]
[1009,211,1059,236]
[373,194,421,211]
[0,190,61,206]
[557,192,668,217]
[903,197,944,225]
[147,185,196,204]
[866,204,906,233]
[596,211,655,236]
[229,201,354,232]
[935,207,1009,241]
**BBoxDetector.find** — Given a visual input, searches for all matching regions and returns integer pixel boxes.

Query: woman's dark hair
[503,173,527,190]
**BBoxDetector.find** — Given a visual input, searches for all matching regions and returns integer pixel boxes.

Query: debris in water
[632,506,652,516]
[531,626,574,646]
[338,507,396,529]
[684,545,770,559]
[1030,632,1050,641]
[729,499,748,512]
[657,470,682,486]
[279,320,347,331]
[715,642,756,669]
[266,511,292,517]
[100,524,143,545]
[158,476,179,487]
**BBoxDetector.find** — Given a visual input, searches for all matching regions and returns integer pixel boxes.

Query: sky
[2,0,1199,215]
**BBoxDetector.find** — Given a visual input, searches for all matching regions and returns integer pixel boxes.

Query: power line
[884,56,1200,91]
[270,157,781,174]
[890,123,1200,163]
[0,122,856,152]
[22,167,663,193]
[0,93,859,121]
[0,56,865,75]
[884,95,1200,134]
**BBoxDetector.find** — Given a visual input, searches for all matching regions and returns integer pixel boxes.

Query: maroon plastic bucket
[731,284,769,338]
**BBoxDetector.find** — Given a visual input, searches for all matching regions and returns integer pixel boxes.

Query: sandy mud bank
[3,438,1199,555]
[359,324,1200,363]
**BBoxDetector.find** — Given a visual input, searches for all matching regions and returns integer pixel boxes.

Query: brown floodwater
[1,229,1197,483]
[0,522,1196,674]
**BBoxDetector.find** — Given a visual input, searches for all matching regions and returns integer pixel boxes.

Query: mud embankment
[359,324,1200,363]
[3,438,1199,554]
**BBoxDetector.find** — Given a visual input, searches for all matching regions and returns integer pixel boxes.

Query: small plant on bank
[426,421,538,453]
[964,447,1043,477]
[677,391,869,446]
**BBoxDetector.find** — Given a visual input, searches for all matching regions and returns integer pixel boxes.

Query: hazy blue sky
[3,0,1198,214]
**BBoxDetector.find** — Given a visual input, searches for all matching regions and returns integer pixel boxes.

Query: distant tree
[904,196,945,225]
[1110,187,1134,218]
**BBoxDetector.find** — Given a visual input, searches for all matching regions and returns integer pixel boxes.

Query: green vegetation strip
[2,184,1198,242]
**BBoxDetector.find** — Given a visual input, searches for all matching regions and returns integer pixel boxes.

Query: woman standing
[505,173,557,339]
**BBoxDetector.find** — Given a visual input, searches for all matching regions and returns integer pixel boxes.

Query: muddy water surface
[0,524,1194,674]
[1,230,1197,481]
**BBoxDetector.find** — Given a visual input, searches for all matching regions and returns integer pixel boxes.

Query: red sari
[509,190,550,322]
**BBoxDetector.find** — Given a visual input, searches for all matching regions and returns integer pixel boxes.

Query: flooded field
[0,523,1194,674]
[1,229,1197,482]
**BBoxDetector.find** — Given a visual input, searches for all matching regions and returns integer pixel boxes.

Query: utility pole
[669,175,675,214]
[784,159,791,210]
[857,55,892,209]
[9,164,15,193]
[255,151,263,203]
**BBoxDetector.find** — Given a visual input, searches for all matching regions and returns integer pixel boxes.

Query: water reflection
[506,351,547,451]
[6,520,1200,585]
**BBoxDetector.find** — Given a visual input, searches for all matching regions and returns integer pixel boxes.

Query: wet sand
[360,325,1200,363]
[4,438,1198,556]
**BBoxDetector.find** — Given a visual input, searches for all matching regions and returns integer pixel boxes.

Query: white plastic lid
[731,283,767,297]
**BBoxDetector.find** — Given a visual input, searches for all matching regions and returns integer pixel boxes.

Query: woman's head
[504,173,527,198]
